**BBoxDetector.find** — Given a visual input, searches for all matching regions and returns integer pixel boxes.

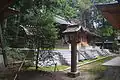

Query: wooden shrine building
[96,1,120,79]
[63,25,100,49]
[96,1,120,50]
[96,2,120,29]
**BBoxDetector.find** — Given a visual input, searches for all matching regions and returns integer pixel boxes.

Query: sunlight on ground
[26,56,113,72]
[80,56,113,73]
[27,65,69,71]
[78,56,112,65]
[78,56,114,80]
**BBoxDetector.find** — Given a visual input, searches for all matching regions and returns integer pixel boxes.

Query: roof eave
[95,2,118,7]
[95,2,120,29]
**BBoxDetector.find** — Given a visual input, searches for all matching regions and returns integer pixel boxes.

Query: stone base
[67,71,80,78]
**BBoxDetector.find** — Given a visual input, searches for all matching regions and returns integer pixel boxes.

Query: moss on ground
[80,56,114,74]
[26,56,114,72]
[27,65,69,71]
[78,56,112,65]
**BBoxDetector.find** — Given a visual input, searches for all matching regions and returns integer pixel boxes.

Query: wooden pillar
[68,35,80,77]
[71,39,77,72]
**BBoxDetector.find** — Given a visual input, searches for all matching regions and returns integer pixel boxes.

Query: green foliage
[6,48,25,61]
[7,0,116,50]
[53,0,92,20]
[95,17,114,37]
[25,6,57,49]
[7,0,116,48]
[6,0,60,50]
[77,0,92,10]
[18,0,93,49]
[54,0,77,19]
[100,26,114,36]
[112,40,118,51]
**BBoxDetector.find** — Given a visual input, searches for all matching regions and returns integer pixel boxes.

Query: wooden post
[36,40,40,70]
[35,48,39,70]
[68,35,80,77]
[71,39,77,72]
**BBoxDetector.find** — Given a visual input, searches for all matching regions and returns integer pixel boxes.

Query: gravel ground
[1,67,119,80]
[1,55,118,80]
[16,71,63,80]
[16,71,98,80]
[58,71,98,80]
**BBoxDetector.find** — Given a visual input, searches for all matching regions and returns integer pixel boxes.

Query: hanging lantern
[63,25,81,43]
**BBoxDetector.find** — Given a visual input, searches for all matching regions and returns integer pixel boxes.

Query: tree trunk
[36,40,40,70]
[102,38,104,51]
[0,22,7,67]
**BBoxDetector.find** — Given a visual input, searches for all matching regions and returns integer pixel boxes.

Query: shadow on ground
[16,71,101,80]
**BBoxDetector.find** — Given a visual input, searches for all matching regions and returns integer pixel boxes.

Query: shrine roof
[20,25,36,35]
[96,2,120,29]
[63,25,81,33]
[63,25,100,37]
[54,16,75,25]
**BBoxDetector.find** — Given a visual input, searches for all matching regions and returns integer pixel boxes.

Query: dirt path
[0,56,115,80]
[16,71,98,80]
[16,71,63,80]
